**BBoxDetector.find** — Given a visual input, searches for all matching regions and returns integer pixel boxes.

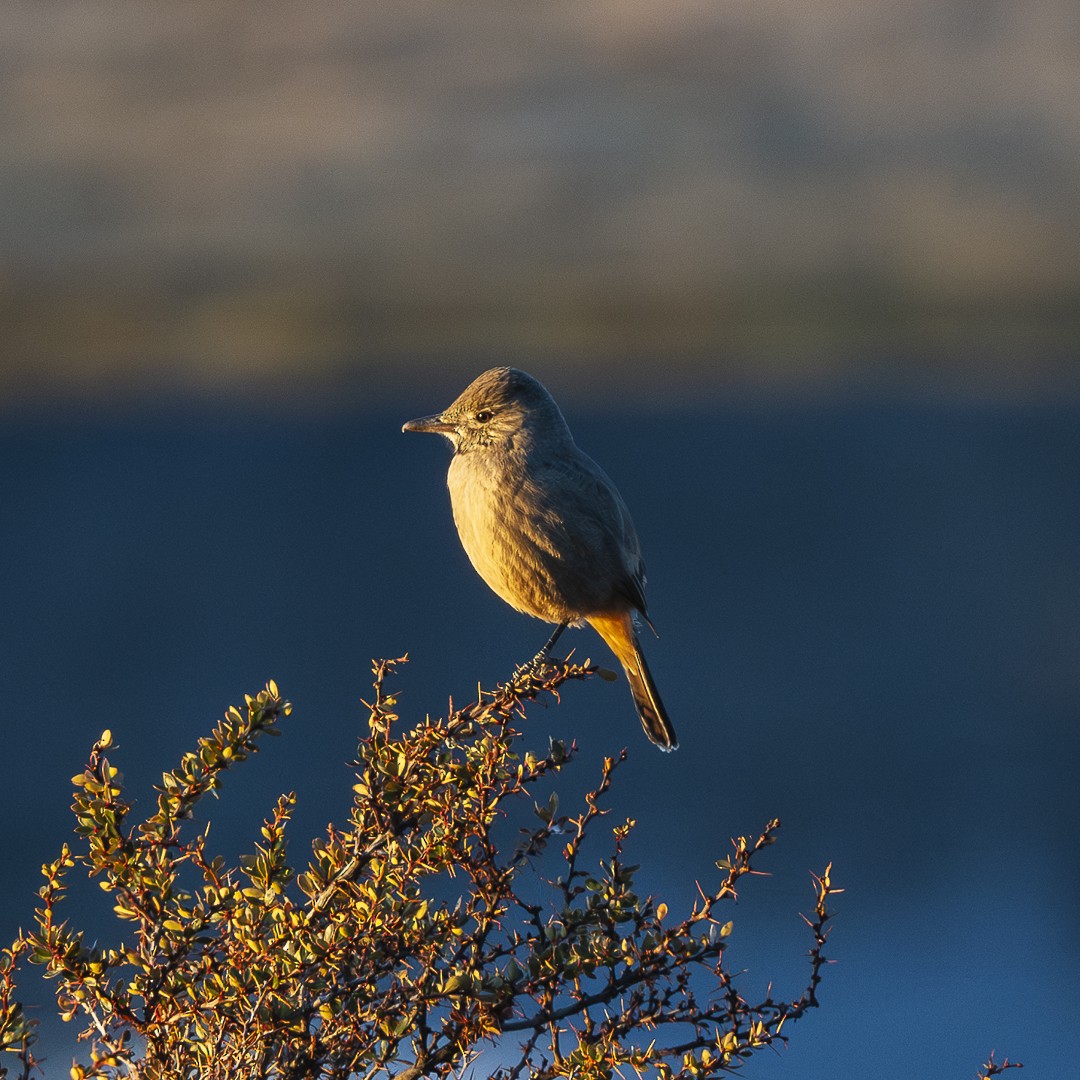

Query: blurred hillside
[2,0,1078,407]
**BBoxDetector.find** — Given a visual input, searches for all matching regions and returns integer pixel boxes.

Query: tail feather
[588,611,679,752]
[623,647,678,751]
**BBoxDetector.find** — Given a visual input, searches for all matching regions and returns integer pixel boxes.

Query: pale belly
[448,452,581,623]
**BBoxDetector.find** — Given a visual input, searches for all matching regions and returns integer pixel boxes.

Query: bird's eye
[475,409,493,424]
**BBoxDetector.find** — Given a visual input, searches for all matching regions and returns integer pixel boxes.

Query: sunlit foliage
[5,658,843,1078]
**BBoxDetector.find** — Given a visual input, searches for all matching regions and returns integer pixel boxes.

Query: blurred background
[2,0,1078,1075]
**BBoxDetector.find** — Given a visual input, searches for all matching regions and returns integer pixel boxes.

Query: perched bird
[403,367,677,751]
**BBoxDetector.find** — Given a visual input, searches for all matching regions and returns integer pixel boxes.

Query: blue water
[2,398,1077,1076]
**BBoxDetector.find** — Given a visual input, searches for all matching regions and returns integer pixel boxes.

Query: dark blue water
[2,399,1077,1076]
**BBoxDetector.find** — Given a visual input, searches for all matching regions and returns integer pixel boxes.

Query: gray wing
[513,446,649,617]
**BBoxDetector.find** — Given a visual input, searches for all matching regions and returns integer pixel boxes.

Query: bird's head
[402,367,570,454]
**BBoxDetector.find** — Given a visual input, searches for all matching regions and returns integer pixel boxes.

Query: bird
[402,366,677,751]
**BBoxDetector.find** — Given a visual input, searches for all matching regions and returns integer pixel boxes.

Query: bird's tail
[589,611,678,752]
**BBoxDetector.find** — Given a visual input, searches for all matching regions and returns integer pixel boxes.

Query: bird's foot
[516,651,564,679]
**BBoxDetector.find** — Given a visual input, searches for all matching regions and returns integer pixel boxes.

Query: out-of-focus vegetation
[2,1,1077,406]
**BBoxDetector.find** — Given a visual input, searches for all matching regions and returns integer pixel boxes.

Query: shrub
[4,657,839,1078]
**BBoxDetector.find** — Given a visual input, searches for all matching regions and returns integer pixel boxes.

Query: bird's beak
[402,413,456,435]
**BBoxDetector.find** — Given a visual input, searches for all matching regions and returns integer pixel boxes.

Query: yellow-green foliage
[2,659,839,1079]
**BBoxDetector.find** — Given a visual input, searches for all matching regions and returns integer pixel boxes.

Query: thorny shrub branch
[0,658,852,1079]
[978,1053,1023,1078]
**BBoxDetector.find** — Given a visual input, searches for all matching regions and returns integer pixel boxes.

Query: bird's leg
[517,621,568,676]
[536,621,567,662]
